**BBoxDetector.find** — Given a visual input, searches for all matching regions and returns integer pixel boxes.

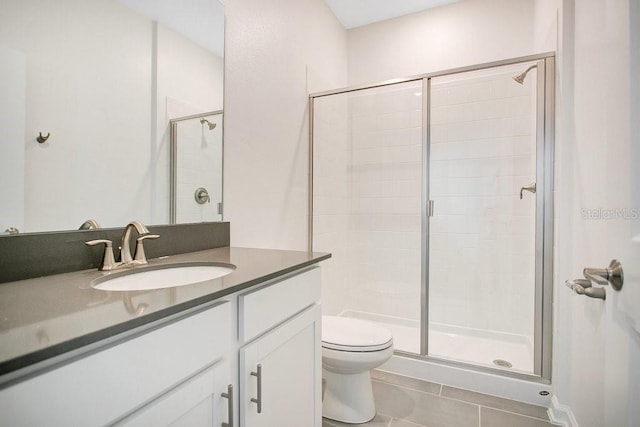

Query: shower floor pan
[340,310,534,374]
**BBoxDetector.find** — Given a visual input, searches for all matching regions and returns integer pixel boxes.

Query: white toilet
[322,316,394,424]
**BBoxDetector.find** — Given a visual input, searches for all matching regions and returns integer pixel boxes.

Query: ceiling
[324,0,461,29]
[116,0,460,57]
[118,0,225,57]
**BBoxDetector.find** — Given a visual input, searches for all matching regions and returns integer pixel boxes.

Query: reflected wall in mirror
[0,0,224,234]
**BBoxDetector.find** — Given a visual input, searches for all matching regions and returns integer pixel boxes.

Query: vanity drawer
[238,266,321,343]
[0,300,231,426]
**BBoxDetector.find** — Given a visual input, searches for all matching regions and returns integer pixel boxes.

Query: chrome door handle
[565,279,606,300]
[250,364,262,414]
[221,384,234,427]
[583,259,624,291]
[519,182,536,199]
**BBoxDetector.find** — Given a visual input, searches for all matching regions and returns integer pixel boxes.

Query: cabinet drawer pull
[221,384,234,427]
[250,364,262,414]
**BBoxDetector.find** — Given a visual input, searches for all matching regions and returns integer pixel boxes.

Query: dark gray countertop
[0,246,330,381]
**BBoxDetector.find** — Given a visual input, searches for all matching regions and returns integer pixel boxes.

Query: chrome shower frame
[308,52,555,383]
[169,110,224,224]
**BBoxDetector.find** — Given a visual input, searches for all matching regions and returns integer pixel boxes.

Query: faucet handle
[134,234,160,264]
[85,239,117,271]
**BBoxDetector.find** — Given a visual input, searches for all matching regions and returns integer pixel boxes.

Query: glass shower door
[312,81,424,355]
[426,62,541,374]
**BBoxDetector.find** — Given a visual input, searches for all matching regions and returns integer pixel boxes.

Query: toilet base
[322,368,376,424]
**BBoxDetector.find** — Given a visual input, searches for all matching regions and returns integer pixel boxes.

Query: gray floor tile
[322,413,392,427]
[372,370,441,395]
[481,407,558,427]
[389,418,428,427]
[441,386,549,420]
[372,380,478,427]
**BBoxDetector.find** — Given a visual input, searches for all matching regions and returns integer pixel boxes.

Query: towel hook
[37,132,50,143]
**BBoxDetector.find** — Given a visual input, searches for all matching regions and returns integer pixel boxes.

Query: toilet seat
[322,316,393,352]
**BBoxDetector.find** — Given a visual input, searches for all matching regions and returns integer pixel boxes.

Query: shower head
[200,118,217,130]
[513,64,537,84]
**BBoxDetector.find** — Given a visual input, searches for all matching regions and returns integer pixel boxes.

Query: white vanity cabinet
[0,265,322,427]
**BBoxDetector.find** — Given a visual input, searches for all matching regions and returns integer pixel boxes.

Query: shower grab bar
[565,279,606,300]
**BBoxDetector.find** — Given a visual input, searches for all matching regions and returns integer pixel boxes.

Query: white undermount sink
[91,263,235,291]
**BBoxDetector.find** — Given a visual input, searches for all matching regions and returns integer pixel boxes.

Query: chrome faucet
[85,220,159,271]
[120,220,159,265]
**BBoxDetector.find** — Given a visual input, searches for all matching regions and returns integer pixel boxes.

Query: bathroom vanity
[0,246,329,426]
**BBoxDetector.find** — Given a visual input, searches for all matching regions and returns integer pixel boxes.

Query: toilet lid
[322,316,393,352]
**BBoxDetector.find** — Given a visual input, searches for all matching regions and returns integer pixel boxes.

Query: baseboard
[548,396,578,427]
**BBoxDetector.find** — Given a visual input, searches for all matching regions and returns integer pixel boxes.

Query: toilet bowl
[322,316,394,424]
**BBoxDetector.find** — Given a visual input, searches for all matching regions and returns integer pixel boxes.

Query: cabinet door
[240,304,321,427]
[116,359,233,427]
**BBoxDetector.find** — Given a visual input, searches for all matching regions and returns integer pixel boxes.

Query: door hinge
[428,200,434,217]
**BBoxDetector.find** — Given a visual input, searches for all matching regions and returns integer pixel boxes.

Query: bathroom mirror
[0,0,224,234]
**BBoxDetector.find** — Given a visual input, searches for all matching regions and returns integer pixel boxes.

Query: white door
[552,1,640,426]
[240,305,321,427]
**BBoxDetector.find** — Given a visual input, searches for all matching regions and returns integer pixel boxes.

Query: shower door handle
[519,182,536,199]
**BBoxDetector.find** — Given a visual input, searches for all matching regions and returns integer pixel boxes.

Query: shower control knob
[519,182,536,199]
[194,187,211,204]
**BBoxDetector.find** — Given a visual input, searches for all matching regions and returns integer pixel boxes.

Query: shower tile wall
[313,83,422,322]
[313,94,351,316]
[348,84,423,321]
[429,71,536,337]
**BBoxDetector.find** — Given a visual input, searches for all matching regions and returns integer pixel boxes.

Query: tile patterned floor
[322,370,559,427]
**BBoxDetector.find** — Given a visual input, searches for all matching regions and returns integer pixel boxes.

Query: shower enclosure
[170,111,224,224]
[310,54,554,380]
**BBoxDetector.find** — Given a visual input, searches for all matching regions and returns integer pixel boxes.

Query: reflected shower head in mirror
[200,118,217,130]
[513,64,537,84]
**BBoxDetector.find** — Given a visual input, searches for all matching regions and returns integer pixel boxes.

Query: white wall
[347,0,535,86]
[0,47,26,234]
[224,0,348,250]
